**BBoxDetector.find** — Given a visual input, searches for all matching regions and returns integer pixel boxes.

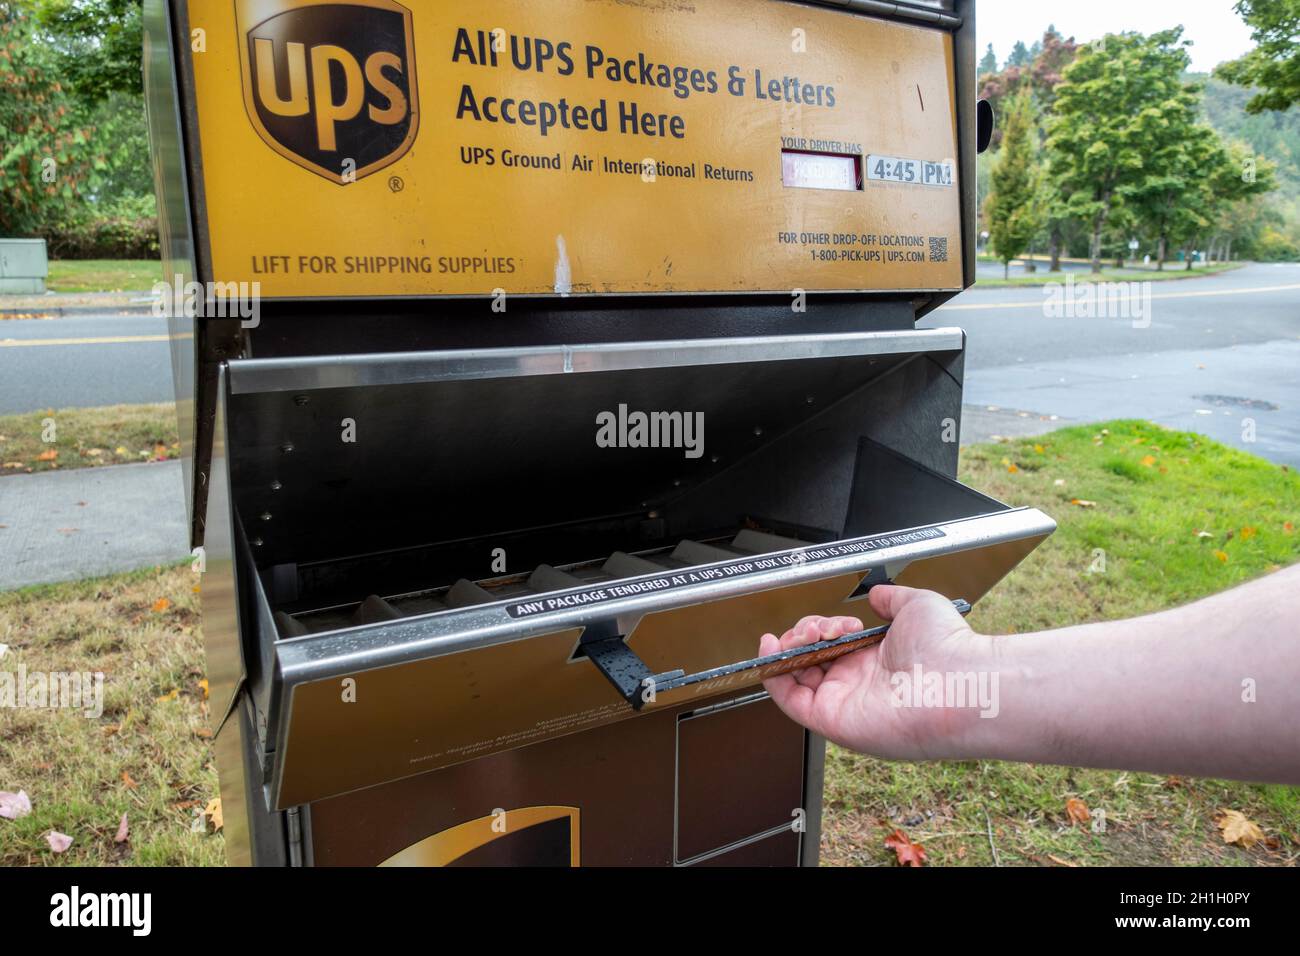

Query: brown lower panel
[309,695,804,867]
[691,829,802,867]
[676,696,804,862]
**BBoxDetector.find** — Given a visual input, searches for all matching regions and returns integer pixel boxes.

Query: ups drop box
[146,0,1049,866]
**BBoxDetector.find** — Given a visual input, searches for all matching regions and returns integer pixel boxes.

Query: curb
[0,303,158,319]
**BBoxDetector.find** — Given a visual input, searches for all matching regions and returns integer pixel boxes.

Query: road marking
[940,282,1300,311]
[0,333,190,348]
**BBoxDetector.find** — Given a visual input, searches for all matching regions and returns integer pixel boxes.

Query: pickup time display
[866,154,955,187]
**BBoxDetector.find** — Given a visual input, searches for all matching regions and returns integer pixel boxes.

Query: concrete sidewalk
[0,460,190,591]
[0,406,1062,593]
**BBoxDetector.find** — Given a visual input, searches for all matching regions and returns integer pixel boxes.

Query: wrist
[942,630,1028,761]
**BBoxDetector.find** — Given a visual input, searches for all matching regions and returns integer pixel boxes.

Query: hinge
[286,807,304,867]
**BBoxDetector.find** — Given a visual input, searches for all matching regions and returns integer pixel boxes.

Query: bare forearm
[964,566,1300,784]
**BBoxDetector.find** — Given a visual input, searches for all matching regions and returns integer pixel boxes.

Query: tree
[1130,123,1225,270]
[1045,29,1198,273]
[1217,0,1300,113]
[979,43,998,77]
[986,92,1044,278]
[978,29,1077,154]
[1007,40,1032,69]
[32,0,144,103]
[1199,139,1278,264]
[0,2,101,236]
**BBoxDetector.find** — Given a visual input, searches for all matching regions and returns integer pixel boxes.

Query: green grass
[0,404,179,476]
[976,262,1242,288]
[823,419,1300,866]
[0,564,223,867]
[1,419,1296,866]
[45,260,161,294]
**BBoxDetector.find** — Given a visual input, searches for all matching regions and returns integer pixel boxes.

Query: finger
[763,672,815,725]
[782,616,831,650]
[792,664,826,690]
[759,632,780,656]
[868,583,926,621]
[821,615,864,639]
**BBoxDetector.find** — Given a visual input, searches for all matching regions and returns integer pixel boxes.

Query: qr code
[928,236,948,263]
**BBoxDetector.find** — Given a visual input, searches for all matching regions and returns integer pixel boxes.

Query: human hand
[760,585,992,760]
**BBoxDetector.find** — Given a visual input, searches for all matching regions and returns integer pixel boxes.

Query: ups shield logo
[236,0,418,184]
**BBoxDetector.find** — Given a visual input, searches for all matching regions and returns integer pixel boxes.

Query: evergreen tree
[987,91,1043,278]
[979,43,998,76]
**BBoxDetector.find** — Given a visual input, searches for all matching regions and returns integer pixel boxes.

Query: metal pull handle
[583,598,973,711]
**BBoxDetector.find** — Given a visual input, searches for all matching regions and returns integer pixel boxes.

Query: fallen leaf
[1217,809,1264,849]
[1140,455,1156,468]
[1284,522,1294,534]
[199,678,209,700]
[1195,530,1213,539]
[45,831,73,853]
[1033,444,1045,454]
[36,449,58,462]
[114,446,128,456]
[1047,854,1079,867]
[1070,498,1097,508]
[151,597,171,613]
[884,828,926,866]
[1240,527,1257,540]
[0,790,33,820]
[1053,478,1066,487]
[156,688,179,703]
[1065,797,1091,826]
[193,728,213,740]
[121,770,138,790]
[114,812,129,844]
[174,799,201,811]
[1213,550,1229,563]
[956,845,967,859]
[205,797,224,833]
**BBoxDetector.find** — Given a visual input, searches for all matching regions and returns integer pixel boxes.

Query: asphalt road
[0,312,177,413]
[1,262,1297,463]
[929,262,1300,466]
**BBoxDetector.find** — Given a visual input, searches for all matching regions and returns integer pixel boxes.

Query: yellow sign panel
[187,0,963,297]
